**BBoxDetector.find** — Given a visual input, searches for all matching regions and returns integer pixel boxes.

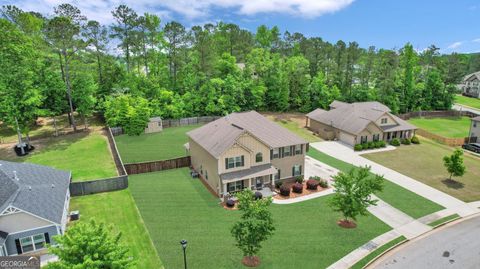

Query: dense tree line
[1,4,478,138]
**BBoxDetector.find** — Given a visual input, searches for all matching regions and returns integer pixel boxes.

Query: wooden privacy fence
[106,127,127,176]
[124,156,191,175]
[398,110,479,120]
[162,116,221,128]
[416,129,469,147]
[70,175,128,196]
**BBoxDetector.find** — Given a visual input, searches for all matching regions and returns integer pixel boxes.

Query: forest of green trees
[1,3,480,136]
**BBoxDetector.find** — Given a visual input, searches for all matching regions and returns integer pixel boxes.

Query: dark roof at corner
[187,111,307,158]
[0,161,71,224]
[306,108,326,119]
[307,100,416,135]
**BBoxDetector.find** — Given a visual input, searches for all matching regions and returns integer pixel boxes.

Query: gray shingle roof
[187,111,307,158]
[307,100,416,135]
[0,161,71,225]
[220,164,277,182]
[306,108,326,119]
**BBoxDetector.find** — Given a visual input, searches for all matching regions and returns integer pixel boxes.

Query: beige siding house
[459,71,480,98]
[186,111,308,198]
[468,116,480,142]
[307,101,417,146]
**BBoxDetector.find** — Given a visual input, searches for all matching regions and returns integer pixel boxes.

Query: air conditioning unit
[70,210,80,221]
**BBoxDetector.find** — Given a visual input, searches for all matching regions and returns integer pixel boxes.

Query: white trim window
[381,118,387,124]
[295,145,302,155]
[272,148,279,159]
[292,165,302,177]
[227,180,244,193]
[283,146,291,157]
[20,234,46,253]
[225,156,244,169]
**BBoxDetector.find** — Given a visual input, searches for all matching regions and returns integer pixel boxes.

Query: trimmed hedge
[390,138,401,146]
[306,179,319,190]
[411,136,420,144]
[280,184,290,196]
[354,140,386,151]
[295,176,304,184]
[319,179,329,188]
[401,138,411,145]
[354,144,363,151]
[292,182,303,194]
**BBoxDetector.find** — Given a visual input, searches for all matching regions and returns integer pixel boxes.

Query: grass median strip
[428,214,460,227]
[350,236,407,269]
[307,148,444,218]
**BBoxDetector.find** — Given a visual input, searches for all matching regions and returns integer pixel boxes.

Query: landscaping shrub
[374,141,381,149]
[292,182,303,194]
[411,136,420,144]
[226,199,235,208]
[254,191,263,200]
[275,180,282,189]
[367,141,375,149]
[354,144,363,151]
[390,138,401,146]
[295,176,304,184]
[309,176,321,181]
[401,138,411,145]
[306,179,319,190]
[319,179,329,188]
[279,184,290,196]
[362,143,369,150]
[378,140,387,147]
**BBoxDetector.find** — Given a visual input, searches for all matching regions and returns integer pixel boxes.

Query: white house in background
[459,71,480,98]
[0,161,70,256]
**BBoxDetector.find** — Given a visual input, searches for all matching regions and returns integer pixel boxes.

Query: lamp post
[180,239,188,269]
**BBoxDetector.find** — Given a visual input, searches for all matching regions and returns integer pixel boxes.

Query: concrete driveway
[369,214,480,269]
[310,141,478,217]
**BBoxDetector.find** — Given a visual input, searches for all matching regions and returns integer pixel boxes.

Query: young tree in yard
[231,189,275,267]
[329,166,384,228]
[443,149,466,181]
[45,219,134,269]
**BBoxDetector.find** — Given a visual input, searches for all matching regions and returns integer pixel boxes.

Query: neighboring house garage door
[339,132,355,146]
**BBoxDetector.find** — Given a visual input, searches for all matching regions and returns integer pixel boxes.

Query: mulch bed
[221,201,239,210]
[274,182,329,200]
[337,219,357,229]
[242,256,261,267]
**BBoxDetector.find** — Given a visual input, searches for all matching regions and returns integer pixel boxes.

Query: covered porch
[220,164,277,198]
[382,127,416,142]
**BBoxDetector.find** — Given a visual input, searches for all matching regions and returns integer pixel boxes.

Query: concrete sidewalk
[310,141,479,217]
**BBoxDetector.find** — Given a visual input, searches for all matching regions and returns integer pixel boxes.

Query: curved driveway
[369,215,480,269]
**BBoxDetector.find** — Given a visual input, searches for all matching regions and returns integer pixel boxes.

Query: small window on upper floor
[295,145,302,155]
[256,152,263,163]
[381,118,387,124]
[272,148,279,159]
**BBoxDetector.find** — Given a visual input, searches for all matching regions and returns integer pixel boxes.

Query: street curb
[361,238,409,269]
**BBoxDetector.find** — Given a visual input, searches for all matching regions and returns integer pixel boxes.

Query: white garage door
[339,132,355,146]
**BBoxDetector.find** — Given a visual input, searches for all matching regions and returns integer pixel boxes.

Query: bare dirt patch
[242,256,261,267]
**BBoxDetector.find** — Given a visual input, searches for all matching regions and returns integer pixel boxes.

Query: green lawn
[408,116,470,138]
[455,94,480,110]
[307,148,444,219]
[350,236,406,269]
[70,190,163,269]
[129,168,391,269]
[363,138,480,202]
[267,116,322,143]
[428,214,460,227]
[115,125,200,163]
[1,132,117,181]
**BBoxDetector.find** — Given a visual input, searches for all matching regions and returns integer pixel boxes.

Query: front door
[255,177,263,190]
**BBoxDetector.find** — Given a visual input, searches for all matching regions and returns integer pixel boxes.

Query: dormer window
[381,118,387,124]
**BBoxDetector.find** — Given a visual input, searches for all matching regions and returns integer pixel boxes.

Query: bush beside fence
[124,156,191,175]
[70,175,128,196]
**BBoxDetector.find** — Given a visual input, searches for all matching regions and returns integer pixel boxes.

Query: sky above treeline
[3,0,480,54]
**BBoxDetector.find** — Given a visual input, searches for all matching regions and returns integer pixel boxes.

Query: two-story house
[0,161,71,257]
[186,111,308,198]
[306,100,417,146]
[459,71,480,98]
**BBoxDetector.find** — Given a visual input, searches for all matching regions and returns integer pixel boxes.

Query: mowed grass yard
[455,94,480,110]
[408,116,471,138]
[0,132,117,181]
[307,148,443,219]
[115,125,200,163]
[266,115,321,143]
[363,138,480,202]
[129,168,391,269]
[70,190,163,269]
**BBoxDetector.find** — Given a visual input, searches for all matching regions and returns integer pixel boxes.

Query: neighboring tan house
[186,111,308,198]
[306,101,417,146]
[0,161,71,256]
[459,71,480,98]
[144,117,163,134]
[468,116,480,143]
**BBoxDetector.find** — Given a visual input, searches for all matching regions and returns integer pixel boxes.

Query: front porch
[382,129,416,142]
[220,164,277,198]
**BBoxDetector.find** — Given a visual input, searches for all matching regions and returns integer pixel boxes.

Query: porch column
[223,183,227,196]
[248,178,252,189]
[271,174,275,189]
